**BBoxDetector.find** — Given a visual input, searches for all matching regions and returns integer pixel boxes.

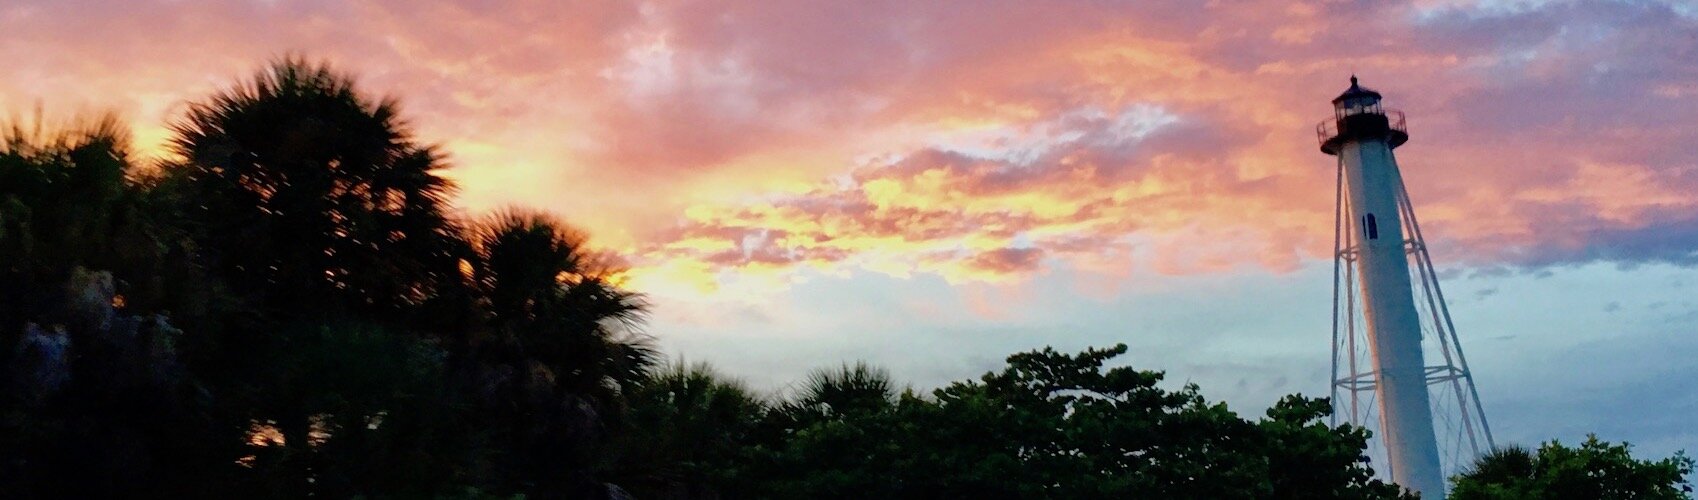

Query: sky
[3,0,1695,460]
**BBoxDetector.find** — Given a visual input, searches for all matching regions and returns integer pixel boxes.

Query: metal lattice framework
[1329,155,1495,480]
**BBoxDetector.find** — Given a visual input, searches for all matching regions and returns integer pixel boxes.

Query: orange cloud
[620,0,1698,290]
[4,0,1696,295]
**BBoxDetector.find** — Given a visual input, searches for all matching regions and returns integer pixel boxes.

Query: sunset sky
[3,0,1695,457]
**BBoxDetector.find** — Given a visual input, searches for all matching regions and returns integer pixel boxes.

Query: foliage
[465,208,654,399]
[1451,437,1694,500]
[457,209,657,497]
[227,323,469,498]
[166,55,463,326]
[0,59,656,498]
[715,344,1414,500]
[0,115,231,498]
[0,113,219,340]
[608,362,766,499]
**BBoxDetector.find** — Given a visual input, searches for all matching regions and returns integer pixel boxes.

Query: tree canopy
[1451,437,1694,500]
[631,345,1415,499]
[167,56,463,325]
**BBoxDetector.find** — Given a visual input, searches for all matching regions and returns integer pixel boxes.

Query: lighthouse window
[1364,214,1380,240]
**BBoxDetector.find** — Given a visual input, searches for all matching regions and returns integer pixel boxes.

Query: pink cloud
[966,248,1045,275]
[3,0,1695,286]
[627,0,1698,284]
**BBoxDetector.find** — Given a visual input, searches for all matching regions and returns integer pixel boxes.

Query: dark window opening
[1364,214,1379,240]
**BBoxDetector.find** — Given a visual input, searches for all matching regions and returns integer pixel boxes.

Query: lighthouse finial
[1350,74,1359,87]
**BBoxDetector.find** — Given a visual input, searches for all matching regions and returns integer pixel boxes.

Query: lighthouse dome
[1333,75,1383,104]
[1333,76,1383,112]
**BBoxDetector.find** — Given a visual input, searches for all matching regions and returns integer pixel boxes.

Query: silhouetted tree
[744,363,907,498]
[167,56,463,326]
[153,57,485,496]
[229,323,472,498]
[1450,437,1694,499]
[1,114,218,337]
[716,345,1414,499]
[608,363,766,499]
[461,209,656,497]
[0,115,228,497]
[1259,396,1412,500]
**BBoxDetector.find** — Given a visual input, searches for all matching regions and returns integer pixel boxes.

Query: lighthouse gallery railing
[1316,109,1406,148]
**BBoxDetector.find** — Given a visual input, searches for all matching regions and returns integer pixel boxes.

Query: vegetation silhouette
[0,57,1689,499]
[167,55,464,325]
[1450,437,1693,499]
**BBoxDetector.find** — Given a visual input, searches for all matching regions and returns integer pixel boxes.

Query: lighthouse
[1321,77,1494,499]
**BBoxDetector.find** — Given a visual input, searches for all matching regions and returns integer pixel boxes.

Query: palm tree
[791,362,896,417]
[162,57,471,496]
[1450,439,1693,500]
[1450,445,1539,499]
[468,209,654,396]
[1457,446,1537,482]
[166,56,463,325]
[609,362,765,499]
[753,361,899,458]
[462,209,657,496]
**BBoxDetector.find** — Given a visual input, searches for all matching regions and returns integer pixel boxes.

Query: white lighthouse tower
[1321,77,1494,499]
